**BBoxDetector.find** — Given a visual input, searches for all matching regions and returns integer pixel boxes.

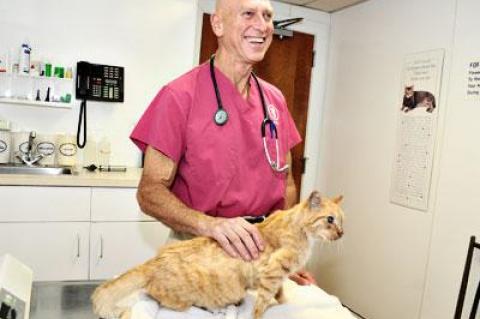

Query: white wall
[0,0,198,166]
[314,0,480,318]
[313,0,458,318]
[421,0,480,317]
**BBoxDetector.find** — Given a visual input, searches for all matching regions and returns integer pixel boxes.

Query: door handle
[76,234,80,258]
[99,236,104,259]
[301,156,308,174]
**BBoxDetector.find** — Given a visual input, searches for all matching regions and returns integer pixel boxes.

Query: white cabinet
[89,188,169,280]
[0,185,170,281]
[0,186,90,221]
[91,188,153,221]
[89,222,170,280]
[0,222,89,281]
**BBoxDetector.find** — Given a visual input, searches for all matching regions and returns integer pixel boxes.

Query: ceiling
[275,0,369,13]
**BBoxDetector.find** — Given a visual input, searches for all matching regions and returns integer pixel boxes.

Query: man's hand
[289,270,317,286]
[206,217,264,261]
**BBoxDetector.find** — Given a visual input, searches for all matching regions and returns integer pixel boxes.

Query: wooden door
[199,14,314,201]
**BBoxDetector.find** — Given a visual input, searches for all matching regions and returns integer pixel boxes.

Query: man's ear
[332,195,344,204]
[308,191,322,210]
[210,13,224,37]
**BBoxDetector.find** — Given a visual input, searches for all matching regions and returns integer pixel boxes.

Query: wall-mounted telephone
[75,61,125,149]
[76,61,124,102]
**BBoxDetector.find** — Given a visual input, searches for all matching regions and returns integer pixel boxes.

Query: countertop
[0,167,142,187]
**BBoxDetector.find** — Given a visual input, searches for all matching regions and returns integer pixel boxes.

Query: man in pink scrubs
[131,0,315,285]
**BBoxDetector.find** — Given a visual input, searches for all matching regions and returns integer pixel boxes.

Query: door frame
[194,0,331,199]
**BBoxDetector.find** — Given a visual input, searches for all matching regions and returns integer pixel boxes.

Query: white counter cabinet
[0,222,90,281]
[89,222,169,280]
[89,188,170,280]
[0,186,170,281]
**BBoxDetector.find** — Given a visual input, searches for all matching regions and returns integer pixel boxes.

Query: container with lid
[56,133,77,166]
[0,120,11,164]
[36,133,56,166]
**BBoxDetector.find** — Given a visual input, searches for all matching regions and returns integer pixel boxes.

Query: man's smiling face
[214,0,274,65]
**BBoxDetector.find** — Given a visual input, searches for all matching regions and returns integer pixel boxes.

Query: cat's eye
[327,216,335,224]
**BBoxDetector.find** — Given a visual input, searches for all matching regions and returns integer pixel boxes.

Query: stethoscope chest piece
[214,108,228,126]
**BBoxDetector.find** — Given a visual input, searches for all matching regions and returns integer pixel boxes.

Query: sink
[0,164,72,175]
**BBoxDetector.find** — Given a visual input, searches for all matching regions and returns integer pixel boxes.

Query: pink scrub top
[130,62,301,218]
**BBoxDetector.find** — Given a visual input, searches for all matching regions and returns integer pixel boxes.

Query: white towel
[129,280,355,319]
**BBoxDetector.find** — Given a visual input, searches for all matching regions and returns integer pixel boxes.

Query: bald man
[131,0,314,285]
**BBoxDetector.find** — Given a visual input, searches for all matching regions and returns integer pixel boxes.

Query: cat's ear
[308,191,322,210]
[332,195,344,204]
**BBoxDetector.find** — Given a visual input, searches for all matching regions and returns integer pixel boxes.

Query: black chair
[454,236,480,319]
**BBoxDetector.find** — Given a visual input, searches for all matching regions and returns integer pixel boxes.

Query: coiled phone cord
[77,99,87,149]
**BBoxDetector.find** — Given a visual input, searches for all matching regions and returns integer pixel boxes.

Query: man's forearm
[284,152,297,209]
[137,178,212,236]
[285,178,297,208]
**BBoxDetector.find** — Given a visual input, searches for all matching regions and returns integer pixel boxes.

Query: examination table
[31,279,355,319]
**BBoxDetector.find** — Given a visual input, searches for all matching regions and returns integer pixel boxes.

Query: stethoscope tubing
[209,55,289,173]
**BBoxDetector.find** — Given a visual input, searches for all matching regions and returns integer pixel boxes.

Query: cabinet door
[89,222,170,280]
[0,222,90,281]
[91,188,153,221]
[0,186,90,222]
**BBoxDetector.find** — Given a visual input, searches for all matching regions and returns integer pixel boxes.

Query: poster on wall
[466,59,480,100]
[390,49,445,211]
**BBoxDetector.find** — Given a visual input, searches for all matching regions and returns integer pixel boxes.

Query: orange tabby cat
[92,191,344,319]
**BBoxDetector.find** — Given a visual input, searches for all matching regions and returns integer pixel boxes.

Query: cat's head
[300,191,344,241]
[405,85,414,94]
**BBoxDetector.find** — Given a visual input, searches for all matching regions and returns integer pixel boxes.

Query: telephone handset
[75,61,124,148]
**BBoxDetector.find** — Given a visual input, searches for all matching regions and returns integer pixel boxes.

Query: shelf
[0,72,73,82]
[0,97,72,109]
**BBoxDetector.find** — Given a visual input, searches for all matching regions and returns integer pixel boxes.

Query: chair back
[454,236,480,319]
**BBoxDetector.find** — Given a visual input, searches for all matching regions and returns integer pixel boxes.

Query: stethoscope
[210,55,289,173]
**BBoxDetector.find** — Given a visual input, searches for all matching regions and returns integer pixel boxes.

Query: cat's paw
[253,308,264,319]
[253,303,267,319]
[274,294,286,304]
[120,309,132,319]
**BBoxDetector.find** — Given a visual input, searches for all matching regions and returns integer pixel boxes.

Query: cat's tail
[91,262,151,319]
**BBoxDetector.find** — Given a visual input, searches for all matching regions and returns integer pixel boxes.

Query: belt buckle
[244,215,266,224]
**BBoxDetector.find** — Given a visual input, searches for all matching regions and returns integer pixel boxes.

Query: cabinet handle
[76,234,80,258]
[99,236,104,259]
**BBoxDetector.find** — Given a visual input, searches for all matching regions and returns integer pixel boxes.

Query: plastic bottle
[83,133,98,166]
[98,135,111,168]
[18,43,31,74]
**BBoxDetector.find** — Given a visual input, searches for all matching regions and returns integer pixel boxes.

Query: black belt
[244,215,266,224]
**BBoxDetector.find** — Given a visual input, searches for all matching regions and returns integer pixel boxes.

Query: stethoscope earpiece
[210,55,288,173]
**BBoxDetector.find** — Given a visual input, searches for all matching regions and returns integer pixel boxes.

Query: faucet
[17,131,44,166]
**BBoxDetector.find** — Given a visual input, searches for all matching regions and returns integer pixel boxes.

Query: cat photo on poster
[400,85,437,113]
